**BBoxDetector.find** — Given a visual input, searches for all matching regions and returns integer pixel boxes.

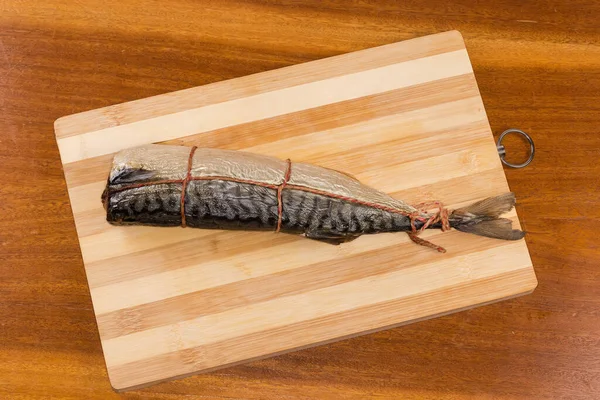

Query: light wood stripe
[107,267,537,390]
[63,73,480,188]
[101,241,532,368]
[96,225,518,340]
[57,50,472,163]
[55,31,465,139]
[84,169,510,290]
[69,181,113,215]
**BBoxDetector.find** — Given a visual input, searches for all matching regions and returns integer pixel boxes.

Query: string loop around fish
[180,145,198,228]
[276,159,292,233]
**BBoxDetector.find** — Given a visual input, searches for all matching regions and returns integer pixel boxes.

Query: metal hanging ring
[496,129,535,169]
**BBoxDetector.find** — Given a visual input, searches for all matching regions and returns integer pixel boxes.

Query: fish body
[103,144,524,248]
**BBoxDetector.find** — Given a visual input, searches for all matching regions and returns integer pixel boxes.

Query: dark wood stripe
[64,73,479,188]
[56,31,465,139]
[96,227,517,340]
[106,268,537,391]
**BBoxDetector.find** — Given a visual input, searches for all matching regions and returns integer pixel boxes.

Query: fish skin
[103,145,525,245]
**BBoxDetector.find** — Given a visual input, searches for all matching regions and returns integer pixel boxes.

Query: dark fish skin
[106,179,416,244]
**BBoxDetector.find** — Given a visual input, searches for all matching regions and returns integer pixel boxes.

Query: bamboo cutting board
[54,31,536,391]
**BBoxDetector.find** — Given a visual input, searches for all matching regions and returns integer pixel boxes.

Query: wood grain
[1,1,599,399]
[53,30,535,390]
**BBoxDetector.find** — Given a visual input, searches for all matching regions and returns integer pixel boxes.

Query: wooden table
[1,1,598,399]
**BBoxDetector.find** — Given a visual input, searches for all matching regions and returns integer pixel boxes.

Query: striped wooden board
[54,31,536,391]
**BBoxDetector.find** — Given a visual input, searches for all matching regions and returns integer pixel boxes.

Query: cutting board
[54,30,536,391]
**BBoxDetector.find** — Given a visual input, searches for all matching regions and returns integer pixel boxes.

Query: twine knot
[407,201,451,253]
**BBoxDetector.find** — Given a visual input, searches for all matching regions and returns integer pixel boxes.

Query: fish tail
[449,193,525,240]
